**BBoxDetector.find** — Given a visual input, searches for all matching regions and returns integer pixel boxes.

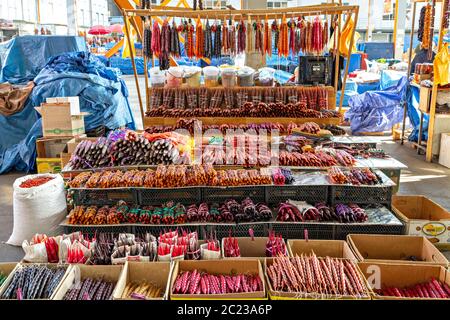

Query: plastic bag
[200,242,221,260]
[434,43,450,86]
[7,174,66,246]
[22,240,48,263]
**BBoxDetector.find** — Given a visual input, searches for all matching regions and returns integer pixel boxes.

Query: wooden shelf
[144,116,341,127]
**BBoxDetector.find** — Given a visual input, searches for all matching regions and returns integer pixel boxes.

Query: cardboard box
[264,257,371,300]
[221,237,287,260]
[170,259,266,300]
[0,263,19,293]
[35,102,87,137]
[112,261,171,300]
[347,234,449,266]
[439,133,450,168]
[36,137,72,158]
[358,262,450,300]
[46,96,80,114]
[60,152,72,169]
[392,195,450,247]
[67,135,98,154]
[287,239,357,262]
[52,264,123,300]
[36,157,63,173]
[0,263,70,300]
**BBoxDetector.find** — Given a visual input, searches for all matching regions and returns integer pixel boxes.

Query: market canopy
[88,25,110,35]
[108,24,124,34]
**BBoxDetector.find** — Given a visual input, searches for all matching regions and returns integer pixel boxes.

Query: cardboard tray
[0,263,19,294]
[287,239,357,262]
[358,262,450,300]
[112,261,171,300]
[52,264,123,300]
[347,234,449,267]
[170,259,266,300]
[392,195,450,247]
[264,257,371,300]
[221,237,287,260]
[0,263,70,300]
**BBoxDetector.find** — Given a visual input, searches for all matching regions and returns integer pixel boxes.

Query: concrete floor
[1,75,449,262]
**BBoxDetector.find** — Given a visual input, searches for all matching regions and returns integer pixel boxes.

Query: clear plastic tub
[150,67,166,88]
[257,67,276,86]
[221,68,237,88]
[203,66,220,87]
[165,66,183,88]
[237,66,255,87]
[184,66,202,87]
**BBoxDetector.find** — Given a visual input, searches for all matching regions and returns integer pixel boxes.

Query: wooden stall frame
[121,4,359,127]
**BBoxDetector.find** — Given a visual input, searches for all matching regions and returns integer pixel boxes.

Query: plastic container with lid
[221,68,237,88]
[257,67,276,86]
[150,67,166,87]
[203,66,220,87]
[237,66,255,87]
[183,66,202,87]
[165,66,183,88]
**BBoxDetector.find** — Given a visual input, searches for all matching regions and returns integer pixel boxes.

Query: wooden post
[338,7,358,114]
[123,10,145,128]
[401,1,417,145]
[425,1,446,162]
[334,0,343,93]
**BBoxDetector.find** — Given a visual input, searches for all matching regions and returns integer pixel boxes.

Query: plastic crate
[270,222,335,240]
[202,186,266,203]
[70,188,136,206]
[204,222,269,240]
[138,187,201,205]
[329,185,393,206]
[62,224,132,237]
[265,185,328,205]
[334,223,405,240]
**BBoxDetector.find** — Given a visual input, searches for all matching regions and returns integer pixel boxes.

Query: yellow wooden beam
[104,38,124,58]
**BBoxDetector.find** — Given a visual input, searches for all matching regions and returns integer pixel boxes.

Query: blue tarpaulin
[0,49,135,174]
[407,84,429,142]
[0,35,87,84]
[345,76,408,134]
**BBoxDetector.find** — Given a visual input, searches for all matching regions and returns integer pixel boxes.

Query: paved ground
[0,75,449,262]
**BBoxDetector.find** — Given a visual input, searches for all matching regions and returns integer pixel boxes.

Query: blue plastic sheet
[0,35,87,84]
[407,84,429,142]
[380,70,405,90]
[0,51,135,174]
[345,76,408,134]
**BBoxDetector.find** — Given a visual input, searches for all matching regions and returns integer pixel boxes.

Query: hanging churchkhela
[204,20,213,58]
[195,20,204,58]
[159,20,171,70]
[272,20,279,54]
[278,16,289,57]
[228,22,237,55]
[151,20,161,58]
[254,20,264,54]
[143,22,152,60]
[237,20,246,54]
[170,21,181,58]
[185,19,195,59]
[222,20,229,54]
[263,19,272,56]
[247,18,254,52]
[212,21,222,58]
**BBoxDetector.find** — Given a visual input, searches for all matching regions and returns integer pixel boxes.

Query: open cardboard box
[347,234,449,266]
[170,259,266,300]
[221,237,287,260]
[0,263,19,293]
[358,262,450,300]
[52,264,123,300]
[0,263,70,300]
[264,257,371,300]
[112,261,171,300]
[392,195,450,247]
[287,239,357,262]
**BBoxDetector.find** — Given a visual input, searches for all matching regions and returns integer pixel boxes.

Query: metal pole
[122,10,145,128]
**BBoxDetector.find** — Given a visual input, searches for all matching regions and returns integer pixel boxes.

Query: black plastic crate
[270,222,335,240]
[204,222,269,240]
[265,185,328,205]
[202,186,265,203]
[70,188,136,206]
[334,223,405,240]
[138,187,201,205]
[329,185,393,206]
[133,224,200,237]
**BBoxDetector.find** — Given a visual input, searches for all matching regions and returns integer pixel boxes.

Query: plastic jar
[237,66,255,87]
[203,66,220,87]
[257,67,276,86]
[184,66,202,87]
[221,68,237,88]
[165,66,183,88]
[150,67,166,87]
